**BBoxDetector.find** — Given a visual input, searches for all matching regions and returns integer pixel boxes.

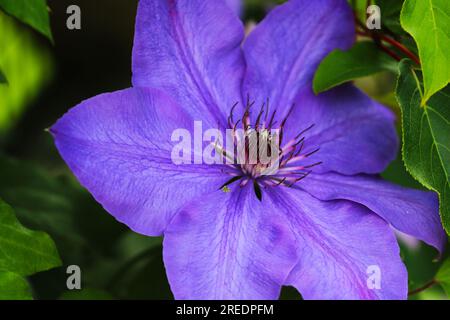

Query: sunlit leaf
[0,200,61,276]
[0,271,32,300]
[313,41,397,94]
[396,59,450,234]
[0,12,53,133]
[400,0,450,104]
[436,258,450,296]
[0,0,52,41]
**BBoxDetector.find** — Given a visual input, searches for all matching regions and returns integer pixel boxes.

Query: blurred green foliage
[0,12,53,134]
[377,0,405,35]
[0,156,170,299]
[60,288,113,300]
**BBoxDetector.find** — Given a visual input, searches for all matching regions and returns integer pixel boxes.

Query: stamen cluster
[219,98,321,199]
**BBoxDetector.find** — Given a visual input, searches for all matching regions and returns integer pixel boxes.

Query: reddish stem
[356,30,367,36]
[356,29,402,61]
[378,34,421,65]
[354,15,420,65]
[408,280,437,296]
[377,43,402,61]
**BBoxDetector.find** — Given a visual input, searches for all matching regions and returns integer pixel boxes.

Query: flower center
[218,99,321,200]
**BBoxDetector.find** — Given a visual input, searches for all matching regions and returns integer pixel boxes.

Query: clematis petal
[284,85,398,175]
[242,0,397,175]
[242,0,354,116]
[225,0,242,16]
[163,186,298,299]
[298,172,446,253]
[51,88,227,236]
[271,188,408,300]
[132,0,246,127]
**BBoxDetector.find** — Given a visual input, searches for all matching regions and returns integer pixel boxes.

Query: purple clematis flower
[51,0,446,300]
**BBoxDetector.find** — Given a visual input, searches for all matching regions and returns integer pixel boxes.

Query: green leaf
[0,271,32,300]
[313,41,397,94]
[436,258,450,296]
[396,59,450,234]
[0,68,6,84]
[0,200,61,276]
[0,157,89,263]
[400,0,450,104]
[0,0,52,41]
[0,157,130,268]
